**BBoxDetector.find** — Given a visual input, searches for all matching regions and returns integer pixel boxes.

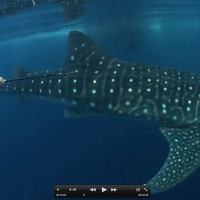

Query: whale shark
[0,0,91,21]
[1,31,200,194]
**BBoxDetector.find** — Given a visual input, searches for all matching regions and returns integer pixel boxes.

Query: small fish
[1,31,200,193]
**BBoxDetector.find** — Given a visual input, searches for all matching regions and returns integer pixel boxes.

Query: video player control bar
[54,185,151,198]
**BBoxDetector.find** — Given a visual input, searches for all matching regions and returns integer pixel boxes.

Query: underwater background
[0,0,200,199]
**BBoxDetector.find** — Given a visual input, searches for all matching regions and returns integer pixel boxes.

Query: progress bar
[54,185,151,198]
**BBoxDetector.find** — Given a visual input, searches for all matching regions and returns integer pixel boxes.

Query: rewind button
[90,188,96,192]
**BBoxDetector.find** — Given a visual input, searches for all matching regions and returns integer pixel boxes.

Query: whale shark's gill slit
[148,126,200,193]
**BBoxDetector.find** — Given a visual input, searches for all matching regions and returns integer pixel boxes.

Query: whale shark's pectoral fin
[148,126,200,193]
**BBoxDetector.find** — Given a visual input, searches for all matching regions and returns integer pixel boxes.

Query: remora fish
[1,31,200,193]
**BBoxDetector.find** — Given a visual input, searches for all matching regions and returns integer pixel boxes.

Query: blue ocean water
[0,0,200,199]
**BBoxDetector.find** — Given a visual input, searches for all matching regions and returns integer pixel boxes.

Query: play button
[102,187,107,192]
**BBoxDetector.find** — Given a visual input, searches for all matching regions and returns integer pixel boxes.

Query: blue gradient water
[0,0,200,199]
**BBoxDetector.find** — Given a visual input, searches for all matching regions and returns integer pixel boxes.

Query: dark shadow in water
[0,0,91,22]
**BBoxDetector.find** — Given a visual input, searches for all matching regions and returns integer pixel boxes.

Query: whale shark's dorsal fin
[148,126,200,193]
[12,66,32,106]
[65,31,114,71]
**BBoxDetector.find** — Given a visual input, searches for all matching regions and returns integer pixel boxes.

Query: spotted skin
[150,126,200,193]
[1,31,200,193]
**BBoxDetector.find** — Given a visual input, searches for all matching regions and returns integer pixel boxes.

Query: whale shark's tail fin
[148,126,200,193]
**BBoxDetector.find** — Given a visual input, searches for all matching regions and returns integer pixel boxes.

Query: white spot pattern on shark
[0,31,200,194]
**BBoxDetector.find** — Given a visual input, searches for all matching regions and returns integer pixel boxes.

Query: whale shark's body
[1,31,200,194]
